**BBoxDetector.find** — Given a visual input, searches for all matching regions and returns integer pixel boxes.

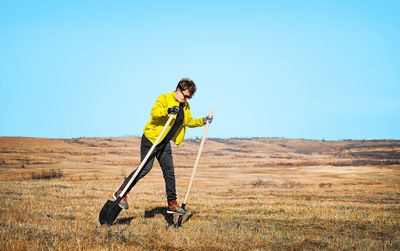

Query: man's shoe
[112,190,129,210]
[167,200,186,215]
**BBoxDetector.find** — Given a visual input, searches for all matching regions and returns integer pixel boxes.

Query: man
[113,77,213,214]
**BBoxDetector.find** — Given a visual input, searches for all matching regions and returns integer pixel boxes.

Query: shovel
[99,114,175,225]
[176,111,212,227]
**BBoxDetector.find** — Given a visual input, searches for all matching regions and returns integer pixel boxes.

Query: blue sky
[1,1,399,140]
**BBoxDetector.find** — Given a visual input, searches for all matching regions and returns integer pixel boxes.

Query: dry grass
[31,169,64,180]
[1,137,400,250]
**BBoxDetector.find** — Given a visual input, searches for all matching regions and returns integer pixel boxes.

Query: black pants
[118,135,177,202]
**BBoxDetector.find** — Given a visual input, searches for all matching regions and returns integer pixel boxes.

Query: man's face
[176,88,192,103]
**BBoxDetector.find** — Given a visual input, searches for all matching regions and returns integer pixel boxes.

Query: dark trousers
[119,135,177,202]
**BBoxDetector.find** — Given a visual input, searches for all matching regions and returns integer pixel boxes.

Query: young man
[113,77,213,214]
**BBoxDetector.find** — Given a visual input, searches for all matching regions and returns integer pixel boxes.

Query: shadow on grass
[144,206,196,228]
[144,207,175,226]
[113,216,135,225]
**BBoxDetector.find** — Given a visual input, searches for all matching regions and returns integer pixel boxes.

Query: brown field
[0,136,399,250]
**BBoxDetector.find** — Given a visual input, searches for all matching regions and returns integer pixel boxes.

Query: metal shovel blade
[175,203,187,228]
[99,200,122,225]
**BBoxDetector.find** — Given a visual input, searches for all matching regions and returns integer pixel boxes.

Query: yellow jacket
[143,91,205,145]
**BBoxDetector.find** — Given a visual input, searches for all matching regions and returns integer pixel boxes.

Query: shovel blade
[175,203,187,228]
[99,200,122,225]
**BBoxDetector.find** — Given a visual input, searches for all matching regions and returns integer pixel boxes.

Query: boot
[112,190,129,210]
[167,200,186,215]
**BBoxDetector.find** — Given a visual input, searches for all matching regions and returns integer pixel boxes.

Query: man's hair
[176,77,196,96]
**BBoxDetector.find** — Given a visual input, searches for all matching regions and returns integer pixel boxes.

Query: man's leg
[157,144,185,215]
[118,135,156,194]
[157,143,177,203]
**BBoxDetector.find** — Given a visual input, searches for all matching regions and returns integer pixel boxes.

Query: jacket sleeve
[150,95,168,118]
[185,103,205,128]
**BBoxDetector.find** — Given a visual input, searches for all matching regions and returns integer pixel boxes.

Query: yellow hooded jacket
[143,91,205,145]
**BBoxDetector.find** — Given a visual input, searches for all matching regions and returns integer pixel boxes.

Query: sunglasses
[179,89,192,99]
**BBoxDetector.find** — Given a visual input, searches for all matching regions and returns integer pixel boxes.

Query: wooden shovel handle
[183,111,212,204]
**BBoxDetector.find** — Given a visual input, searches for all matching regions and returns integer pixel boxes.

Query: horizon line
[1,135,399,142]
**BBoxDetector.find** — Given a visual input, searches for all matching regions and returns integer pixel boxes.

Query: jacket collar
[171,91,189,108]
[171,91,179,102]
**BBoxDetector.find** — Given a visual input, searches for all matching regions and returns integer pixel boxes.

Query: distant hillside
[1,137,399,178]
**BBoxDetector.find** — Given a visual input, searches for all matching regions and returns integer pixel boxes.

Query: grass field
[1,137,399,250]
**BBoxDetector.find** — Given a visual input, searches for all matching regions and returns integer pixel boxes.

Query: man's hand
[167,106,180,115]
[203,115,213,124]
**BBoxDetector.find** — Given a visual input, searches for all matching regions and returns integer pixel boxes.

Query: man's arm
[185,103,207,128]
[150,95,168,118]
